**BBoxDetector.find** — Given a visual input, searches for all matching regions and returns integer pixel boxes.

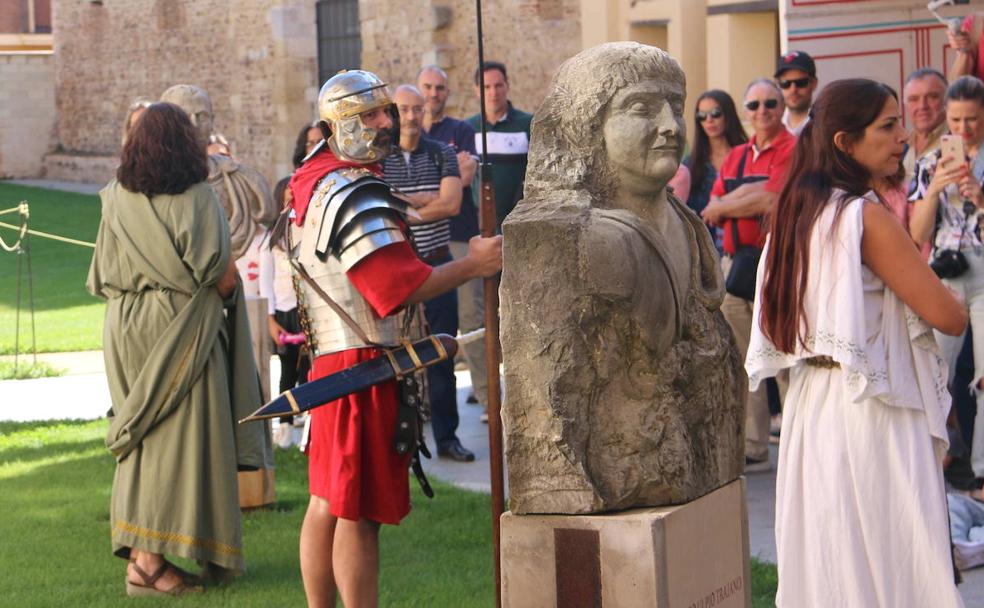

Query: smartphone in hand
[940,134,974,209]
[940,134,966,168]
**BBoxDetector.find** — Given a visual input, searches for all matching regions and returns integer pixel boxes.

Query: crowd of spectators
[99,41,984,604]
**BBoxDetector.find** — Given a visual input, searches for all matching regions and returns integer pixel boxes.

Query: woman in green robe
[87,102,265,596]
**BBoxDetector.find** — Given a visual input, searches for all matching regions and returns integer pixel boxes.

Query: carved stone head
[160,84,214,148]
[525,42,686,202]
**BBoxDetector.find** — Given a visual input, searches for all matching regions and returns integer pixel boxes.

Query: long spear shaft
[474,0,505,605]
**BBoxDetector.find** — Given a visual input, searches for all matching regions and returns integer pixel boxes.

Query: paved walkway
[3,350,983,605]
[2,179,102,195]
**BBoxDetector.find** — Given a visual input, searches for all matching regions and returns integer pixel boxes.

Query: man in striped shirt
[383,84,475,462]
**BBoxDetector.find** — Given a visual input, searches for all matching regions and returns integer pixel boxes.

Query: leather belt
[418,244,451,264]
[804,356,839,369]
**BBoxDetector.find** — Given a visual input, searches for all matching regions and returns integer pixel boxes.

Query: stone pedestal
[240,295,275,509]
[238,467,276,509]
[500,478,750,608]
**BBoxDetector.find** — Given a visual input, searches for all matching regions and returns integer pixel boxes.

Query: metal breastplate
[291,168,422,357]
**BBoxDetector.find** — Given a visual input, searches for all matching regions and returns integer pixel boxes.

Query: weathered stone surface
[0,52,55,179]
[50,0,317,184]
[162,84,277,259]
[501,42,745,515]
[360,0,581,121]
[47,0,578,183]
[42,152,115,184]
[500,479,751,607]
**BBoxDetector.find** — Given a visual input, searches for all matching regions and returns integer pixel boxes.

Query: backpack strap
[422,138,446,175]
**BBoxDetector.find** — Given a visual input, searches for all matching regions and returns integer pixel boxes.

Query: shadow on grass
[0,434,104,465]
[0,418,97,434]
[0,419,105,466]
[0,419,777,607]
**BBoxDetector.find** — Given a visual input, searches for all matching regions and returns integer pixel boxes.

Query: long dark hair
[760,79,899,353]
[268,176,292,251]
[292,122,320,168]
[117,102,208,197]
[688,90,747,188]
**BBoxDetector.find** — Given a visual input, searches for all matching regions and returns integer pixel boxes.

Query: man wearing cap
[289,70,502,607]
[775,50,818,137]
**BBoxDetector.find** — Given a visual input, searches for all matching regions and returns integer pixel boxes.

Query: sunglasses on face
[778,77,811,90]
[697,108,724,122]
[745,99,779,111]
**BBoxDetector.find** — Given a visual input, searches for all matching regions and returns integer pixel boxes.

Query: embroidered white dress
[746,195,963,608]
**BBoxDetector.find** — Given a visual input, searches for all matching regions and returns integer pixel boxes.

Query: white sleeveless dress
[746,195,963,607]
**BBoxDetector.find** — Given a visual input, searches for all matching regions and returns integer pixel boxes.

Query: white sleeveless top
[745,193,951,446]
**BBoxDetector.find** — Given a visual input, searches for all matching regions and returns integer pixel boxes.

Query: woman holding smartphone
[750,78,966,607]
[910,75,984,493]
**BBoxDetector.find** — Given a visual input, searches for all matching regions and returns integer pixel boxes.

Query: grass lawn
[0,419,779,607]
[0,419,496,607]
[0,183,105,355]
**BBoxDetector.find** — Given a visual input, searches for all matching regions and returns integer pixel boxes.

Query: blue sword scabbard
[238,334,458,423]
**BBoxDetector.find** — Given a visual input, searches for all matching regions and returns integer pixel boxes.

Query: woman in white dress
[747,78,968,607]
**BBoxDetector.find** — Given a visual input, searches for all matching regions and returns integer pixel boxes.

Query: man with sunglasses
[775,50,817,137]
[701,78,796,474]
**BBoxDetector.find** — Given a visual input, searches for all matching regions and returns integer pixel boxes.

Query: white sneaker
[274,422,294,448]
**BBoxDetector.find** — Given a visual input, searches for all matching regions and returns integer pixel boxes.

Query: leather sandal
[125,559,204,597]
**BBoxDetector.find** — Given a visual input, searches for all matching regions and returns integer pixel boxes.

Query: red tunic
[306,240,432,525]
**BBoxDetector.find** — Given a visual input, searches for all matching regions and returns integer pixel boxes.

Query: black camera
[931,248,969,279]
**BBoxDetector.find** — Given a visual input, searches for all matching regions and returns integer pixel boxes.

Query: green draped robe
[87,180,272,573]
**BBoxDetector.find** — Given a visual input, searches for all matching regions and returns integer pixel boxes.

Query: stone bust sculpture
[160,84,277,260]
[500,42,745,515]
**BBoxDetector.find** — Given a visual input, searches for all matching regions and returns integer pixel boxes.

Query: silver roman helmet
[318,70,393,164]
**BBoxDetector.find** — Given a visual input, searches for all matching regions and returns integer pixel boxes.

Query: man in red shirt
[288,70,502,608]
[702,77,796,473]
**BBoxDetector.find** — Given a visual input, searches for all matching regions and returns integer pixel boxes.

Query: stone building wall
[360,0,582,121]
[50,0,319,184]
[46,0,581,185]
[0,51,55,179]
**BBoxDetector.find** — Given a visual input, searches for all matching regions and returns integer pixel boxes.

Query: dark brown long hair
[687,89,747,189]
[268,176,293,251]
[292,122,319,169]
[117,102,208,197]
[759,79,900,353]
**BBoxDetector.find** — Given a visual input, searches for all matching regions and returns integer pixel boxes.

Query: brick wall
[49,0,582,185]
[360,0,582,122]
[0,51,55,178]
[51,0,318,184]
